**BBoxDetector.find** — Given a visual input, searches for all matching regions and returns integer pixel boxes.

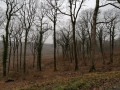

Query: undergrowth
[17,71,120,90]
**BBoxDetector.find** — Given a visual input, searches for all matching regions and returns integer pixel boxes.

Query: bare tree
[33,2,51,71]
[28,32,37,68]
[57,26,72,62]
[80,9,93,61]
[46,0,58,71]
[103,10,119,63]
[19,0,36,73]
[17,24,23,69]
[11,24,19,71]
[2,0,23,76]
[97,24,105,64]
[8,22,14,73]
[76,20,88,66]
[57,0,85,70]
[89,0,99,72]
[96,23,107,64]
[89,0,119,72]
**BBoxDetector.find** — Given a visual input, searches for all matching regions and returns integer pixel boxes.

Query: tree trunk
[16,40,19,72]
[2,36,7,76]
[13,38,16,69]
[54,15,57,71]
[82,39,86,66]
[37,32,43,71]
[23,31,28,73]
[110,28,112,63]
[72,23,78,71]
[32,43,36,68]
[89,0,99,72]
[100,38,105,64]
[8,38,12,73]
[99,30,105,64]
[69,45,73,63]
[111,26,115,63]
[2,16,11,76]
[20,39,22,69]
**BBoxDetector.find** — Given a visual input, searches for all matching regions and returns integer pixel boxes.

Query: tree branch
[99,3,120,9]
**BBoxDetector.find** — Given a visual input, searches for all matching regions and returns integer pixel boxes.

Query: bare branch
[100,3,120,9]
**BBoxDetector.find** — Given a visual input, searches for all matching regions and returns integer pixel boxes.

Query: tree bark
[54,15,57,71]
[89,0,99,72]
[37,32,43,71]
[16,39,19,72]
[98,30,105,64]
[13,38,16,69]
[72,23,78,71]
[20,39,22,69]
[8,38,12,73]
[23,31,28,73]
[3,16,11,76]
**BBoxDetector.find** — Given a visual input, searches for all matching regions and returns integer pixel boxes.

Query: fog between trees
[0,0,120,77]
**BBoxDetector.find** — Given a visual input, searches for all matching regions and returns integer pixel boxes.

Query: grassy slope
[16,71,120,90]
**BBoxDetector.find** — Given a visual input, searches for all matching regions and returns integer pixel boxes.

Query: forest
[0,0,120,90]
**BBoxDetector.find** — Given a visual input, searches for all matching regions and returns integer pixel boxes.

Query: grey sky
[0,0,116,44]
[45,0,96,44]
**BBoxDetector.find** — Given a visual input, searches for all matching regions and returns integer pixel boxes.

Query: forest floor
[0,51,120,90]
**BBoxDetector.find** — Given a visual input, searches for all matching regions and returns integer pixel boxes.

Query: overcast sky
[45,0,96,44]
[0,0,116,44]
[46,0,113,44]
